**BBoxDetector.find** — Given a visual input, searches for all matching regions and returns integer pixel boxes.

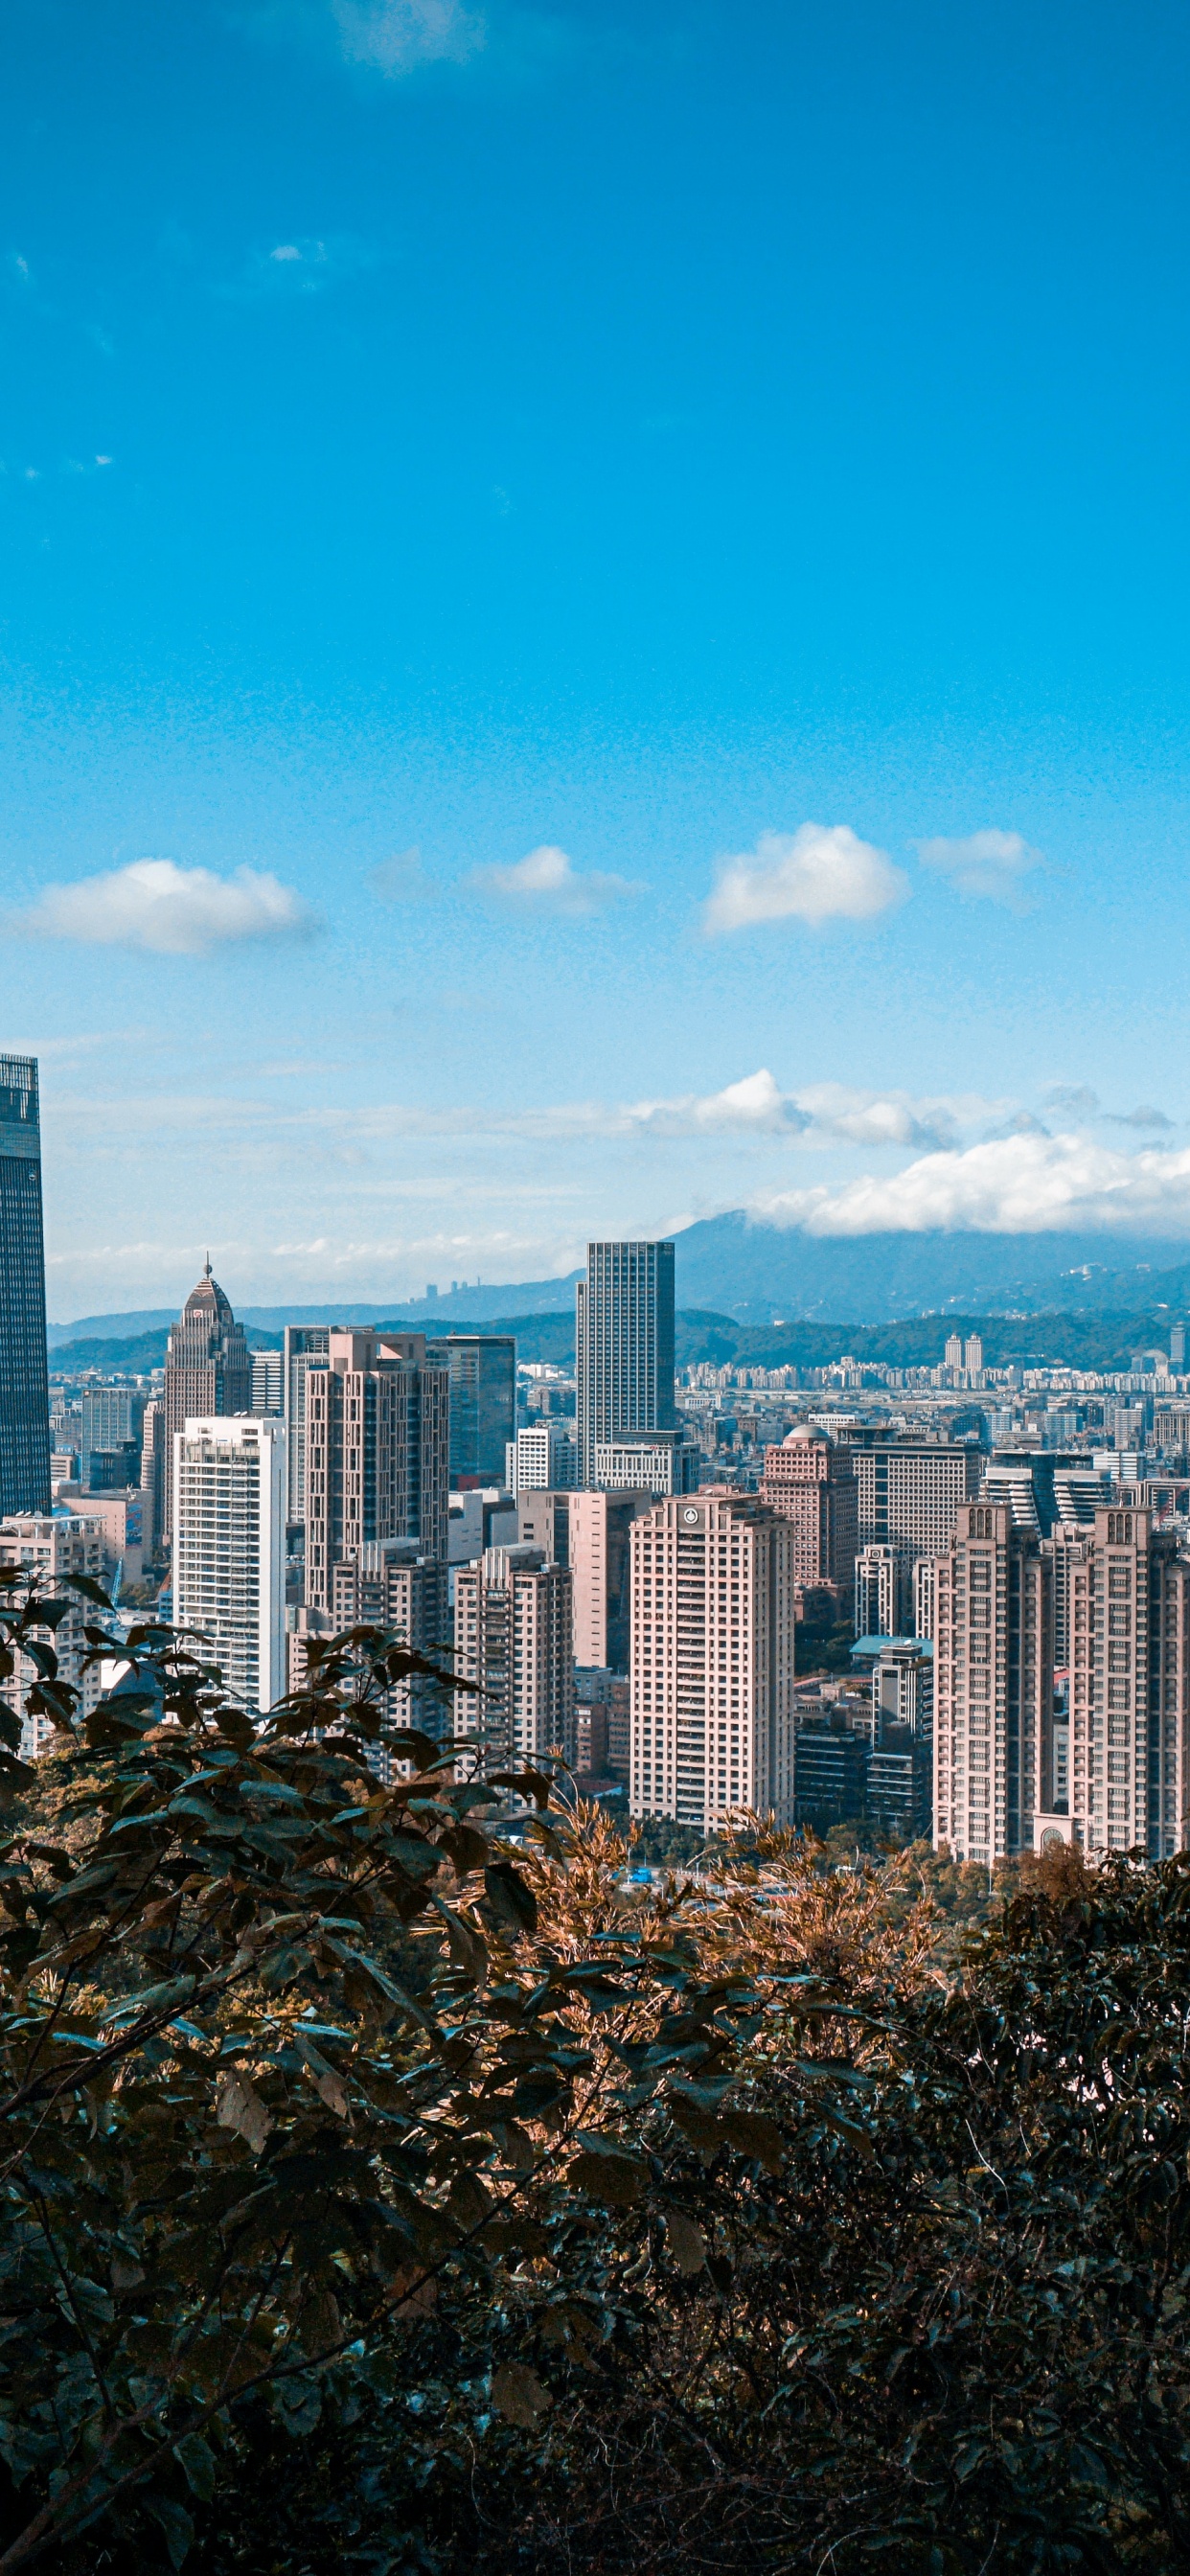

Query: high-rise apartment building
[426,1335,515,1486]
[0,1514,112,1755]
[172,1416,286,1714]
[283,1325,331,1525]
[303,1331,448,1613]
[506,1421,578,1494]
[945,1334,963,1372]
[575,1240,675,1488]
[854,1440,984,1560]
[1059,1506,1190,1861]
[629,1492,796,1834]
[329,1540,451,1744]
[453,1544,575,1768]
[0,1057,50,1516]
[568,1487,656,1670]
[760,1427,858,1600]
[163,1264,252,1541]
[964,1335,984,1378]
[139,1399,166,1561]
[932,1503,1052,1865]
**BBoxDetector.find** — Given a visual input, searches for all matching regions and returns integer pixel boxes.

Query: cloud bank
[8,861,317,956]
[758,1130,1190,1238]
[703,823,908,933]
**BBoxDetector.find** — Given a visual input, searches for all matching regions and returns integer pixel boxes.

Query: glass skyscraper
[575,1240,676,1489]
[426,1334,515,1486]
[0,1056,50,1516]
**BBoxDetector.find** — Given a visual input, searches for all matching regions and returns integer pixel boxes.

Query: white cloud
[368,846,436,903]
[332,0,485,73]
[915,828,1043,908]
[7,860,317,957]
[755,1131,1190,1239]
[623,1070,812,1138]
[469,843,638,917]
[702,823,908,934]
[229,233,378,298]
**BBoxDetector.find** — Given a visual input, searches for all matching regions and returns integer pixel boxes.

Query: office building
[575,1240,676,1488]
[1057,1506,1190,1861]
[426,1334,515,1487]
[792,1723,868,1836]
[854,1440,983,1560]
[506,1420,578,1495]
[871,1639,933,1737]
[139,1399,166,1560]
[453,1545,575,1768]
[0,1515,113,1755]
[932,1503,1052,1866]
[283,1325,331,1525]
[854,1541,903,1639]
[629,1492,796,1834]
[251,1350,284,1415]
[576,1671,630,1780]
[172,1416,286,1714]
[449,1485,518,1565]
[303,1330,449,1613]
[0,1057,50,1517]
[330,1540,451,1745]
[163,1264,252,1541]
[80,1387,147,1488]
[760,1427,858,1602]
[593,1432,699,1495]
[866,1728,933,1840]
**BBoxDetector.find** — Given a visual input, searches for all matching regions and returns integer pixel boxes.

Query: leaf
[569,2143,647,2206]
[491,2361,552,2428]
[484,1861,538,1937]
[215,2071,273,2155]
[173,2433,217,2503]
[489,1768,554,1811]
[314,2068,351,2119]
[664,2210,707,2275]
[721,2110,784,2173]
[432,1895,489,1981]
[143,2495,195,2569]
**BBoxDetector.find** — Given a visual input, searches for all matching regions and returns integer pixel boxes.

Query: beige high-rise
[453,1545,575,1771]
[1057,1506,1190,1860]
[162,1263,252,1542]
[932,1503,1051,1865]
[303,1330,448,1612]
[629,1491,796,1834]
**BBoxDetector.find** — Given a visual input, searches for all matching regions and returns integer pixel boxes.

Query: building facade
[163,1264,253,1541]
[854,1542,903,1639]
[575,1239,676,1488]
[172,1415,286,1714]
[328,1539,451,1747]
[303,1331,449,1613]
[760,1427,858,1599]
[629,1491,796,1834]
[426,1334,515,1486]
[931,1503,1052,1865]
[1059,1506,1190,1861]
[592,1432,699,1494]
[0,1057,50,1517]
[568,1487,657,1671]
[854,1440,984,1565]
[283,1325,331,1525]
[0,1514,113,1755]
[453,1545,576,1769]
[506,1420,578,1494]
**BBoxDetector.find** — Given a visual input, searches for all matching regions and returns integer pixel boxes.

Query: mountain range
[47,1211,1190,1348]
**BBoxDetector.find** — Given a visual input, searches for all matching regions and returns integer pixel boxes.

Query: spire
[204,1251,212,1278]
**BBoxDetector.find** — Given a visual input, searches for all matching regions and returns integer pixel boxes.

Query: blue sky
[7,0,1190,1318]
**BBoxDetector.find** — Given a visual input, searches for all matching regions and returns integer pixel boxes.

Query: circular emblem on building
[681,1506,699,1525]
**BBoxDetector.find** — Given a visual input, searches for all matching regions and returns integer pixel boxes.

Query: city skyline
[7,5,1190,1309]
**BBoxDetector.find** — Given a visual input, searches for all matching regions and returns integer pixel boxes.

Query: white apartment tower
[506,1421,578,1494]
[453,1545,576,1769]
[629,1492,796,1835]
[172,1416,286,1714]
[0,1515,113,1756]
[854,1541,903,1639]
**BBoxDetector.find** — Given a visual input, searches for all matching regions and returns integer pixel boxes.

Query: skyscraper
[303,1330,448,1612]
[575,1240,675,1488]
[0,1056,50,1516]
[760,1426,858,1602]
[853,1439,984,1561]
[283,1325,331,1525]
[506,1420,578,1494]
[162,1263,252,1541]
[1059,1506,1190,1861]
[629,1492,796,1834]
[931,1502,1052,1865]
[453,1545,575,1769]
[425,1334,515,1486]
[172,1416,286,1714]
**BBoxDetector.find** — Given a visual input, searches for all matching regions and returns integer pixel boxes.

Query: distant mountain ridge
[49,1214,1190,1347]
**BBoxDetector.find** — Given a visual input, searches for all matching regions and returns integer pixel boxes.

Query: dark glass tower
[425,1334,515,1485]
[575,1240,675,1487]
[0,1056,50,1515]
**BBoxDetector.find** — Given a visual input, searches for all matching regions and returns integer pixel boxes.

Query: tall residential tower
[0,1056,50,1516]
